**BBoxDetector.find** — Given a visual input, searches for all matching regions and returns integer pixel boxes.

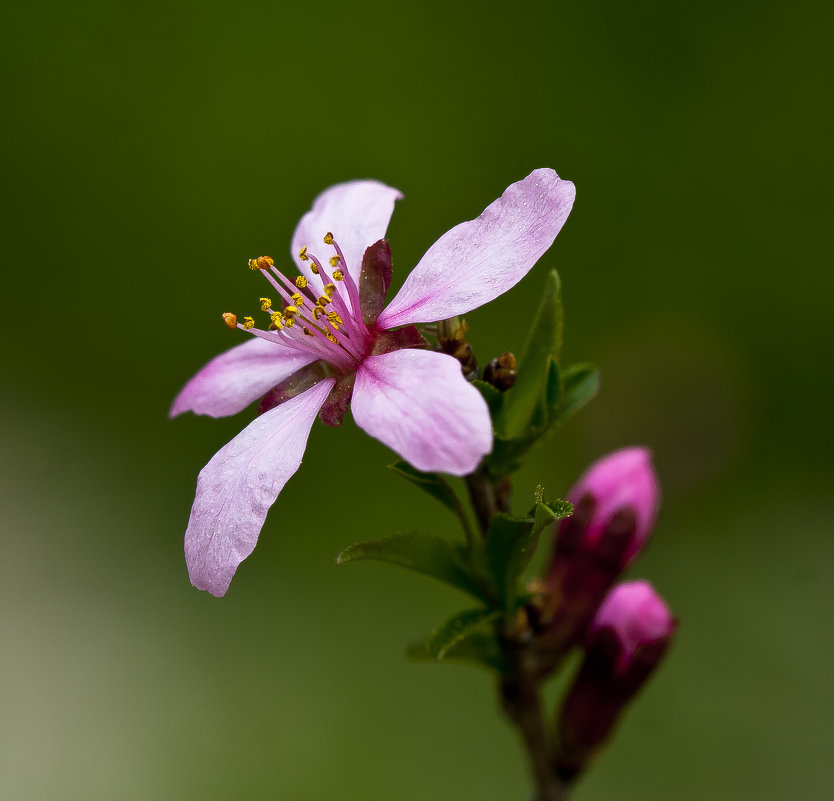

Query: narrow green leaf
[335,533,485,600]
[555,363,600,423]
[472,379,504,418]
[501,270,564,439]
[425,608,500,660]
[484,513,537,610]
[387,460,461,516]
[406,628,507,672]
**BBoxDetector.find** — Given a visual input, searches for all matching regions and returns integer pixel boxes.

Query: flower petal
[185,378,335,597]
[291,180,403,290]
[377,168,576,328]
[170,337,317,419]
[351,349,492,475]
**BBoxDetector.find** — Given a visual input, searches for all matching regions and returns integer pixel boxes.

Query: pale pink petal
[185,378,335,597]
[291,180,403,289]
[170,337,317,419]
[352,349,492,475]
[377,168,576,328]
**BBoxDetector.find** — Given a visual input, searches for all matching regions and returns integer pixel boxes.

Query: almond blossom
[171,169,575,596]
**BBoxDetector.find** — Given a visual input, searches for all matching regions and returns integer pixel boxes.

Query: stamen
[329,255,341,267]
[291,292,304,307]
[326,332,339,344]
[324,283,336,298]
[317,295,331,307]
[249,256,274,271]
[311,263,320,274]
[284,305,299,317]
[326,311,343,328]
[302,327,314,336]
[298,246,309,261]
[259,297,272,311]
[222,313,238,329]
[295,275,308,289]
[332,269,344,281]
[242,316,255,329]
[323,232,334,245]
[312,305,324,320]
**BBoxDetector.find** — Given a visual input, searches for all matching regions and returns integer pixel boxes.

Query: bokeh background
[2,1,832,799]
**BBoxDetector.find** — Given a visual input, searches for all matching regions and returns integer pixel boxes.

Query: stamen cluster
[224,234,372,374]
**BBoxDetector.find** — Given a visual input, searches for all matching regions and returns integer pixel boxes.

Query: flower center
[222,233,372,374]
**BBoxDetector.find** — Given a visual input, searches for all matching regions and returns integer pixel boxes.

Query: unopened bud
[483,352,517,391]
[563,447,660,566]
[554,580,676,779]
[537,448,660,661]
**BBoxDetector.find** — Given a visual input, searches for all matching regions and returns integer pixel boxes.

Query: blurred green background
[2,0,832,798]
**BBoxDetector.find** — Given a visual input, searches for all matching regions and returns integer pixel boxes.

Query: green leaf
[387,460,462,517]
[472,379,505,420]
[335,533,485,600]
[406,627,507,672]
[501,271,563,439]
[484,514,537,610]
[423,608,500,660]
[555,363,600,423]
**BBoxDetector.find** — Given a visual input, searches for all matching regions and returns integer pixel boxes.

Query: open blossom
[171,169,576,596]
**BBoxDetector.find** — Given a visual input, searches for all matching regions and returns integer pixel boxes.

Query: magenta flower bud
[590,579,676,675]
[538,448,660,665]
[565,446,660,566]
[554,580,676,780]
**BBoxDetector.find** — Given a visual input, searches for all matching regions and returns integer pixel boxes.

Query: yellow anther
[269,320,283,331]
[298,246,309,261]
[323,232,334,245]
[312,305,324,320]
[284,305,298,317]
[302,327,314,337]
[291,292,304,307]
[270,311,284,325]
[326,332,339,344]
[250,256,273,270]
[324,283,336,298]
[285,316,295,328]
[332,269,344,281]
[329,255,341,267]
[311,263,320,274]
[222,312,238,329]
[295,275,308,289]
[317,295,331,306]
[242,316,255,329]
[259,297,272,312]
[326,311,342,326]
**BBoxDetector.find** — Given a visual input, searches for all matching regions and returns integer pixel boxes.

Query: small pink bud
[566,446,660,565]
[591,579,676,675]
[554,580,676,780]
[539,448,660,663]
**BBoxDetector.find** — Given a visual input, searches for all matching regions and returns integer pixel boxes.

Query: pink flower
[564,447,660,566]
[555,580,675,778]
[171,169,576,596]
[542,448,660,655]
[590,580,675,675]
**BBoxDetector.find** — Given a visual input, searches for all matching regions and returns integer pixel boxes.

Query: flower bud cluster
[539,447,675,779]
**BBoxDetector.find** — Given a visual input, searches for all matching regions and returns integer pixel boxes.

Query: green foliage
[387,460,463,517]
[554,363,600,424]
[406,627,507,672]
[425,608,500,659]
[335,533,486,601]
[500,270,563,440]
[484,514,536,611]
[475,270,598,478]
